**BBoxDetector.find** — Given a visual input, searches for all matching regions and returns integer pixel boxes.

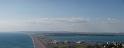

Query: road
[31,36,47,48]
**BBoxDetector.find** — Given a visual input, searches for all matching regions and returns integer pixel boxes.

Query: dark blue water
[0,32,34,48]
[46,35,124,43]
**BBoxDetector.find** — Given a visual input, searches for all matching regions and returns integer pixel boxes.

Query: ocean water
[46,35,124,43]
[0,32,34,48]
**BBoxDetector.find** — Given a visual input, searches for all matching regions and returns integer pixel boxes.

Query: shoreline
[29,35,47,48]
[30,36,36,48]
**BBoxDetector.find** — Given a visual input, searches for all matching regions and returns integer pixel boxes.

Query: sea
[0,32,34,48]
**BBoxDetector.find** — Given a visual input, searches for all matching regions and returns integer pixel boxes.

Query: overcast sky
[0,0,124,32]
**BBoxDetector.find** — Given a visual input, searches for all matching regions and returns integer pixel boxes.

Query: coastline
[30,36,36,48]
[25,32,124,48]
[29,35,47,48]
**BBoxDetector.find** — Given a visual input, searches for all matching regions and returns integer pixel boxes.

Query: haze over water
[46,34,124,43]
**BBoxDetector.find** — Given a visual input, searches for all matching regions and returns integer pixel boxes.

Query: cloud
[19,17,123,32]
[36,17,90,23]
[0,17,123,32]
[19,17,90,31]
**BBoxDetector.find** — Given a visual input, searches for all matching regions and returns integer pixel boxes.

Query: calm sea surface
[46,35,124,43]
[0,32,34,48]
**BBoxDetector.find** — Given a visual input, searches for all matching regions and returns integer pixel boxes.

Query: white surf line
[26,33,36,48]
[31,36,36,48]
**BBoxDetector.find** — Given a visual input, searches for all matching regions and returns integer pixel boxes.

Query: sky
[0,0,124,32]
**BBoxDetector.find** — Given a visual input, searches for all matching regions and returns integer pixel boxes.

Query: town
[33,33,124,48]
